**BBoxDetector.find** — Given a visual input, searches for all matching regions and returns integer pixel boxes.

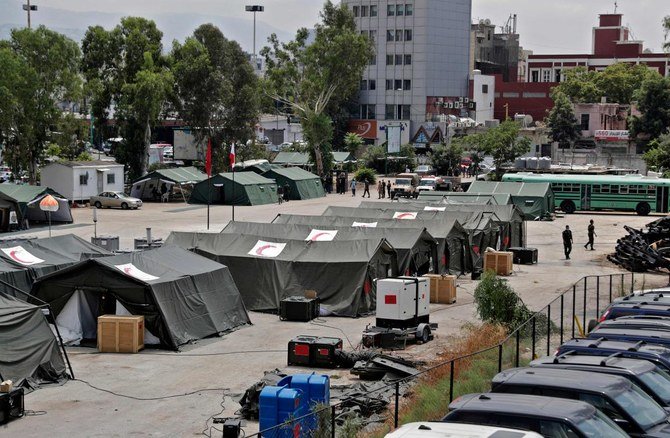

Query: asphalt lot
[4,193,669,437]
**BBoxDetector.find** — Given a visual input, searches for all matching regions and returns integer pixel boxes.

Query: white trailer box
[376,277,429,329]
[173,129,205,162]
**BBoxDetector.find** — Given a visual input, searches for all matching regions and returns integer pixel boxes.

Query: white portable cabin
[41,161,125,202]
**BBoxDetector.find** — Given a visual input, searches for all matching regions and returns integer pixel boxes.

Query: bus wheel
[636,202,651,216]
[560,200,576,214]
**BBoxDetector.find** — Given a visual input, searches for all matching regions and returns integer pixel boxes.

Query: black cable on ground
[73,378,229,401]
[201,390,227,438]
[67,349,285,357]
[309,319,360,350]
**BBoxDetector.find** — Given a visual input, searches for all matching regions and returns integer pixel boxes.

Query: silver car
[90,192,142,210]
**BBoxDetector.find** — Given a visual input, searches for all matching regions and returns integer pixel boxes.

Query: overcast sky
[26,0,670,53]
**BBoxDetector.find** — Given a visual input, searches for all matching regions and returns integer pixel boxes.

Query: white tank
[526,157,539,169]
[539,157,551,169]
[515,157,526,169]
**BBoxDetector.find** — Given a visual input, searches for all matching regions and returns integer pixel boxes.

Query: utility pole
[245,5,265,71]
[23,0,38,29]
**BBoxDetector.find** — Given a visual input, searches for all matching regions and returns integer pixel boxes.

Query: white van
[385,422,543,437]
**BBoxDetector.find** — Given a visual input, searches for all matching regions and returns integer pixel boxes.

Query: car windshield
[395,179,410,185]
[419,180,435,186]
[577,410,628,437]
[639,367,670,403]
[612,383,668,429]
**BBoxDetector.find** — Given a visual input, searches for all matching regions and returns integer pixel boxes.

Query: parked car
[531,353,670,406]
[589,301,670,331]
[391,173,420,199]
[592,316,670,333]
[90,191,142,210]
[163,146,174,160]
[557,338,670,373]
[443,392,628,437]
[587,326,670,348]
[385,421,543,437]
[490,367,670,436]
[0,167,12,182]
[415,165,434,177]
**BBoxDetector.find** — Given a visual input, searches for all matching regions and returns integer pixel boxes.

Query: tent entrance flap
[55,288,115,345]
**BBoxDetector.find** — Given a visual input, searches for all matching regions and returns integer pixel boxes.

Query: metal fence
[248,272,639,438]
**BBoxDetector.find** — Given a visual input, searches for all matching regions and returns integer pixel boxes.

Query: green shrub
[474,270,533,332]
[354,167,377,184]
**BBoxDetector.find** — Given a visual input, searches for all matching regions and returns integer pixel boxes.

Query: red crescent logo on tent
[503,236,510,246]
[9,250,31,264]
[256,244,277,256]
[396,213,414,219]
[124,267,133,275]
[441,255,447,266]
[363,279,372,295]
[473,246,480,254]
[310,232,332,241]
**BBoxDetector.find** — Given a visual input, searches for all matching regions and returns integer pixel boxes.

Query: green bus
[501,173,670,216]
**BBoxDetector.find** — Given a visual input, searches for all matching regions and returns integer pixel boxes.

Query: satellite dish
[484,19,491,25]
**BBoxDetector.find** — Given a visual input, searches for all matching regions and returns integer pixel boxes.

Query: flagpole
[207,176,211,230]
[205,137,213,230]
[232,143,235,222]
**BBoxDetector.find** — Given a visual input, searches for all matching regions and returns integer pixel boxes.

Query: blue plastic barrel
[259,385,305,438]
[277,373,330,434]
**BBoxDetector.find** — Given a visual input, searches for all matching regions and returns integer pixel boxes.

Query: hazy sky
[26,0,670,53]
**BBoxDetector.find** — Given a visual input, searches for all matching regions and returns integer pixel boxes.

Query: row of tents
[129,165,325,206]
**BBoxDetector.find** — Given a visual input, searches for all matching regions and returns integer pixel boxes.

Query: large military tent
[189,172,278,206]
[166,233,397,317]
[272,152,311,167]
[130,166,207,201]
[215,221,437,275]
[468,181,554,220]
[30,245,251,350]
[0,292,68,389]
[0,183,72,230]
[273,214,470,275]
[263,167,325,200]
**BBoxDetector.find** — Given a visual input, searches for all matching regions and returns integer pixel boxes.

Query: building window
[555,69,561,82]
[370,5,378,17]
[405,4,413,15]
[386,54,394,65]
[369,54,376,65]
[580,114,590,131]
[403,79,411,90]
[401,105,411,119]
[369,30,376,42]
[542,69,551,82]
[361,5,368,17]
[404,54,412,65]
[395,79,402,90]
[396,4,404,16]
[107,173,115,184]
[387,4,395,16]
[530,70,539,82]
[386,30,394,42]
[482,84,489,93]
[79,173,88,185]
[361,104,376,120]
[404,29,412,41]
[396,30,403,41]
[386,79,393,90]
[395,54,403,65]
[385,104,395,120]
[369,80,376,90]
[353,5,360,17]
[360,80,368,91]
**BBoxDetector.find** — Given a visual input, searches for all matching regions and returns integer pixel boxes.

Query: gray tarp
[273,214,470,275]
[0,292,66,388]
[165,233,398,317]
[218,221,438,275]
[30,245,250,350]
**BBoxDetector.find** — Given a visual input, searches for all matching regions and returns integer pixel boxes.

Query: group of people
[562,220,597,260]
[277,183,291,204]
[377,180,391,199]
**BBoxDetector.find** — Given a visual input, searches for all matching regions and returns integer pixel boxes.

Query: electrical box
[376,278,429,329]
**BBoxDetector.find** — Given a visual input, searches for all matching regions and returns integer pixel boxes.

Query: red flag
[229,143,236,169]
[205,138,212,176]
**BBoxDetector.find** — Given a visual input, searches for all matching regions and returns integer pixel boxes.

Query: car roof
[599,319,670,329]
[590,327,670,340]
[607,302,670,312]
[492,367,630,393]
[386,422,543,438]
[447,393,595,421]
[615,315,670,322]
[614,294,670,305]
[531,353,655,375]
[560,338,670,356]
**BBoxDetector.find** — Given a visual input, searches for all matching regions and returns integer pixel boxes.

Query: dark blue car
[558,338,670,372]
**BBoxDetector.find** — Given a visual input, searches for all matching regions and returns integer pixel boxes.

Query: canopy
[0,292,67,388]
[263,167,325,200]
[0,183,72,228]
[130,166,207,201]
[217,221,437,275]
[468,181,555,220]
[165,233,397,317]
[273,214,470,275]
[332,152,357,164]
[189,172,278,206]
[272,152,311,166]
[30,245,250,350]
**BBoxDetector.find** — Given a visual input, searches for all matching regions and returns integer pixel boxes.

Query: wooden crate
[97,315,144,353]
[423,274,457,304]
[483,251,514,276]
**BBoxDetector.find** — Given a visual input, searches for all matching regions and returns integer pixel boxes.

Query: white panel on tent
[115,301,160,345]
[55,290,98,345]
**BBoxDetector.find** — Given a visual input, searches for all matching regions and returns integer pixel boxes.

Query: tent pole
[48,211,52,237]
[232,167,235,222]
[46,304,75,379]
[207,176,211,230]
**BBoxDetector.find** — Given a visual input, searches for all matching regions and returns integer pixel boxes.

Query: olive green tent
[0,184,72,229]
[130,166,207,201]
[272,152,311,167]
[467,181,555,220]
[189,172,278,206]
[263,167,325,200]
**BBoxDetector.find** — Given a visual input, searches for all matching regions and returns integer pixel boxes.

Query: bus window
[601,185,610,193]
[593,185,601,193]
[620,186,628,194]
[629,186,638,194]
[611,185,619,194]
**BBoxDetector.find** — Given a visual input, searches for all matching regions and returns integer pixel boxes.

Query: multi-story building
[470,16,520,82]
[343,0,472,147]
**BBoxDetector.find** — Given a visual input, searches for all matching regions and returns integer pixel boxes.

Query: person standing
[387,181,391,199]
[585,219,597,250]
[381,180,387,199]
[283,183,290,202]
[562,225,573,260]
[350,178,356,197]
[377,180,383,199]
[362,178,371,198]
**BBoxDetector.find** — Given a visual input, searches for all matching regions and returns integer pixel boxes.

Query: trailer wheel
[416,324,430,343]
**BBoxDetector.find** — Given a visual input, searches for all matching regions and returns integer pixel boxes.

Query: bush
[354,167,377,184]
[474,270,532,332]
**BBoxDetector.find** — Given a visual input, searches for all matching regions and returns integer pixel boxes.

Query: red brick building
[495,13,670,122]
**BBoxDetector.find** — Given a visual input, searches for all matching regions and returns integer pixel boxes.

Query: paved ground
[4,193,669,437]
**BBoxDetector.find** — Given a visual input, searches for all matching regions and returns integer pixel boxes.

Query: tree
[53,113,88,160]
[554,67,602,103]
[643,134,670,173]
[630,75,670,142]
[171,24,259,172]
[596,63,658,105]
[1,27,81,183]
[664,16,670,51]
[343,132,363,156]
[430,142,463,175]
[467,120,531,177]
[261,1,373,177]
[547,91,581,150]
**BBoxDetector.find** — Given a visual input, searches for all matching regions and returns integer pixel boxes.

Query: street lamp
[22,0,37,28]
[245,5,265,70]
